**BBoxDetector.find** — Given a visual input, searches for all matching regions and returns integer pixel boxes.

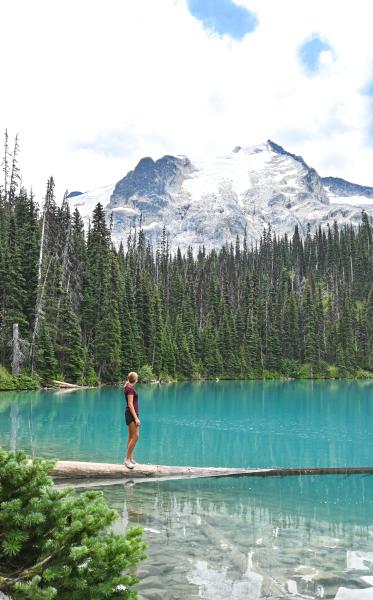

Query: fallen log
[51,461,373,482]
[52,461,264,480]
[53,380,81,389]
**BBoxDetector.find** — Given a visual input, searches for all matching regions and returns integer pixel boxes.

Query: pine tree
[337,290,357,373]
[94,250,122,382]
[301,280,318,368]
[264,290,282,371]
[35,324,58,385]
[0,448,146,599]
[55,291,84,383]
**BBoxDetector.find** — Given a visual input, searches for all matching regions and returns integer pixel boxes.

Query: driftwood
[52,380,81,389]
[51,461,373,483]
[52,461,263,480]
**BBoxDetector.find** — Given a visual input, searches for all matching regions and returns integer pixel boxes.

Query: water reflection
[101,475,373,600]
[1,381,373,468]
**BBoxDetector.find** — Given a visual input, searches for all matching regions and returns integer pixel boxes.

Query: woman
[124,371,141,469]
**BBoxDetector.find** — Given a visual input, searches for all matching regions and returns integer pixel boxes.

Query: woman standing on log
[124,372,140,469]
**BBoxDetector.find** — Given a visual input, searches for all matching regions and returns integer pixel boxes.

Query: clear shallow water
[101,474,373,599]
[0,380,373,467]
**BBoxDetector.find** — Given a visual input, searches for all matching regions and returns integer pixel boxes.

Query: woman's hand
[135,418,141,427]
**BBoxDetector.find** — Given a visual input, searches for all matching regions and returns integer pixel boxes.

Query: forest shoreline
[1,368,373,393]
[1,171,372,386]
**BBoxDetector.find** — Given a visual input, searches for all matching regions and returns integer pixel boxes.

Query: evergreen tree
[0,144,372,385]
[55,291,84,383]
[301,280,318,368]
[0,449,146,599]
[35,324,58,385]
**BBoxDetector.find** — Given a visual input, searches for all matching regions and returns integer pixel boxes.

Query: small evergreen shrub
[191,361,203,380]
[355,369,373,379]
[262,370,282,380]
[246,370,262,380]
[0,366,40,391]
[298,363,313,379]
[326,364,340,379]
[0,365,15,390]
[83,365,101,386]
[0,449,146,599]
[158,372,176,383]
[14,374,40,390]
[280,359,301,378]
[138,364,155,383]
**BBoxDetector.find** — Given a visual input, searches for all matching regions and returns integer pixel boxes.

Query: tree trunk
[11,323,21,376]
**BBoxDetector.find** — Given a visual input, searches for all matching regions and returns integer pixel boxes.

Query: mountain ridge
[68,141,373,251]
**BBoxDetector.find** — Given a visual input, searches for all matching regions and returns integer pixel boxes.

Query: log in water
[51,460,373,481]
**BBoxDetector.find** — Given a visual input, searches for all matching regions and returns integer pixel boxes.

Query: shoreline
[0,372,373,393]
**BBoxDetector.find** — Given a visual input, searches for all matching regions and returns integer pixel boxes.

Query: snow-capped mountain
[68,140,373,252]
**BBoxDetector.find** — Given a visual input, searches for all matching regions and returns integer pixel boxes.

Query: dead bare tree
[1,129,10,202]
[11,323,22,375]
[9,322,29,375]
[30,178,55,371]
[9,133,20,205]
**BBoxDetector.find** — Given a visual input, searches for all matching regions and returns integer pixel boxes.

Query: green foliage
[262,370,282,380]
[280,358,301,378]
[138,364,156,383]
[0,449,146,599]
[191,361,203,380]
[246,369,263,380]
[35,325,58,386]
[13,373,41,390]
[297,363,313,379]
[159,372,177,383]
[55,292,84,383]
[326,364,340,379]
[0,364,14,389]
[355,368,373,379]
[0,365,40,390]
[0,167,372,384]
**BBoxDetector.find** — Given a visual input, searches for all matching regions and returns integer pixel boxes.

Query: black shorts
[125,410,136,426]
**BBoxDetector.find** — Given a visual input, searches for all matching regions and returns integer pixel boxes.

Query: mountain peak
[68,142,373,252]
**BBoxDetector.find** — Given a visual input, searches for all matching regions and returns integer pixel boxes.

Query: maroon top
[124,384,139,417]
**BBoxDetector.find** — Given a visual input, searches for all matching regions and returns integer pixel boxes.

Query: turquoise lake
[1,380,373,598]
[0,380,373,467]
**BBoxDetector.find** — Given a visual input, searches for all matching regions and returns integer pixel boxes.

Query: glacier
[67,140,373,252]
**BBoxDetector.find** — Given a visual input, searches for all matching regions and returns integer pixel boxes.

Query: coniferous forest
[0,142,373,387]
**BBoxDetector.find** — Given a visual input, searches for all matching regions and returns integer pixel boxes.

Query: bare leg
[126,421,139,461]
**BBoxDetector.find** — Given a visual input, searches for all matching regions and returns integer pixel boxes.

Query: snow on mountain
[67,140,373,252]
[68,183,115,222]
[322,176,373,206]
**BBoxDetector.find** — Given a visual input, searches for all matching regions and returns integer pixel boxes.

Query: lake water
[1,380,373,598]
[103,474,373,599]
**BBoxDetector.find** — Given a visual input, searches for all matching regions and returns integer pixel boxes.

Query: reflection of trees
[0,391,26,414]
[111,474,373,533]
[10,400,19,451]
[2,380,373,468]
[1,388,125,461]
[100,475,373,599]
[0,392,42,452]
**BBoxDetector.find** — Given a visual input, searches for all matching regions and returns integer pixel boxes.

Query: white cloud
[1,0,373,204]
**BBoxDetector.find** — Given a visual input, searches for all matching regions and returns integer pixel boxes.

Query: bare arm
[127,394,140,426]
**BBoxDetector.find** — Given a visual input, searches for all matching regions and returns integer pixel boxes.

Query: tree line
[0,142,372,385]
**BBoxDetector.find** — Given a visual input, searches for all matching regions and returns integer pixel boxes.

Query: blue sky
[1,0,373,197]
[187,0,258,40]
[362,80,373,97]
[299,35,333,74]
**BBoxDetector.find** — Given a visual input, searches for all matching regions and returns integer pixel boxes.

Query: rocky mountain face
[68,140,373,252]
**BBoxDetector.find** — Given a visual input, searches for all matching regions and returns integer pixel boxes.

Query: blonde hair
[124,371,138,387]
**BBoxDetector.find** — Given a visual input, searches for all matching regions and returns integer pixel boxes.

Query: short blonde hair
[126,371,138,385]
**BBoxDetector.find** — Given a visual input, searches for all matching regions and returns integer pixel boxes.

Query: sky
[1,0,373,202]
